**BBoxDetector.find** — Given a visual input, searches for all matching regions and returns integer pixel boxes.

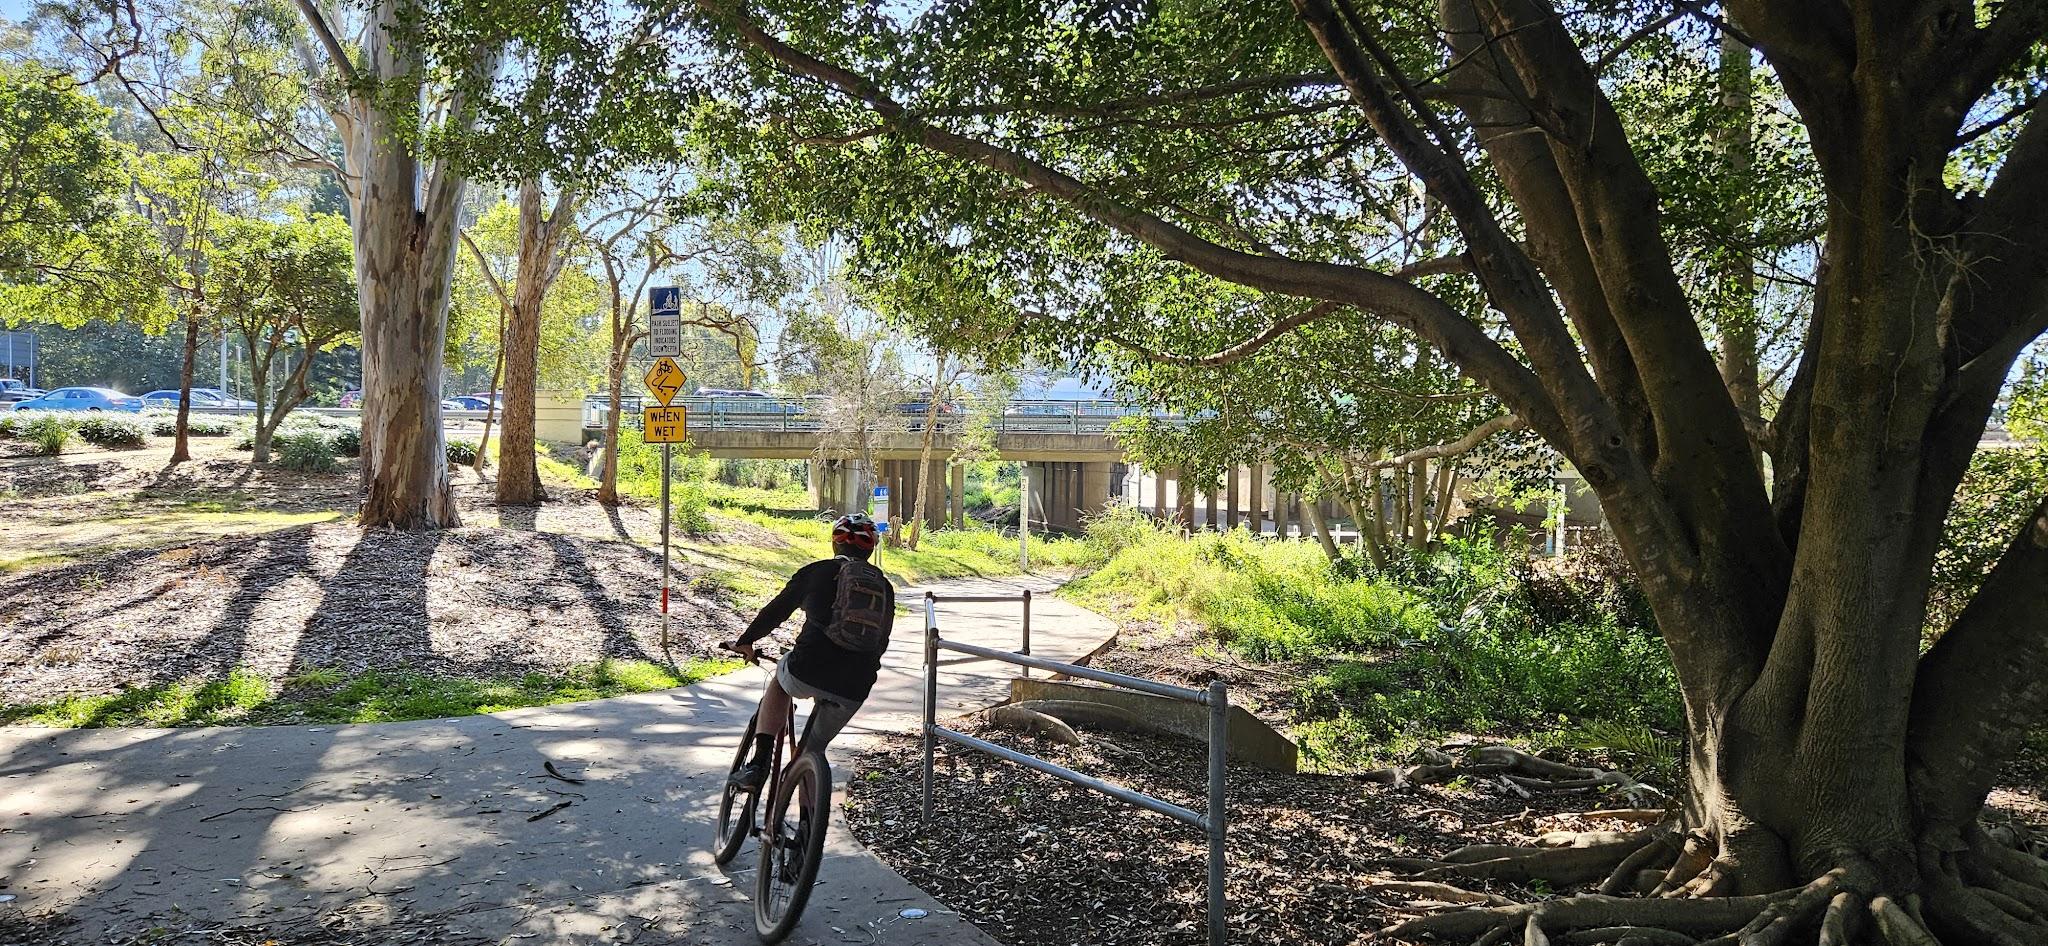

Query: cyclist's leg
[756,671,794,744]
[732,671,793,788]
[774,662,860,752]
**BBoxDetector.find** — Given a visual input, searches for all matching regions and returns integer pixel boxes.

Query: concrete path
[0,574,1115,945]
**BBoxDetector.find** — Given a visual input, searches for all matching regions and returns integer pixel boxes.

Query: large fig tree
[660,0,2048,941]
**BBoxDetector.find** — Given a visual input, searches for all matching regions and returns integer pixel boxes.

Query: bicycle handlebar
[721,641,779,665]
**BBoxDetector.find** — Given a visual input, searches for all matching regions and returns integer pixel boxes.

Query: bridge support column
[1152,467,1167,523]
[1078,461,1111,529]
[1275,490,1291,538]
[1225,467,1240,531]
[950,462,964,528]
[1203,480,1218,532]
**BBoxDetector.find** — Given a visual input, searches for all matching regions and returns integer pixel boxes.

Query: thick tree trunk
[325,0,489,530]
[496,181,575,506]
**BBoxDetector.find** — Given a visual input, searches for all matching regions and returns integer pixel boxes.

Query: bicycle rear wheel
[713,713,761,866]
[753,751,830,943]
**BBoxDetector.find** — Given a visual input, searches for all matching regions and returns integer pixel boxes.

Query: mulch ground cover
[0,521,743,701]
[844,721,1640,946]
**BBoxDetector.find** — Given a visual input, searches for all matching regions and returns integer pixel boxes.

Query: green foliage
[277,434,339,473]
[211,213,360,417]
[1072,527,1681,770]
[0,414,21,439]
[148,414,235,438]
[331,428,362,457]
[26,416,71,455]
[74,414,147,448]
[0,63,124,281]
[1933,369,2048,634]
[445,438,482,467]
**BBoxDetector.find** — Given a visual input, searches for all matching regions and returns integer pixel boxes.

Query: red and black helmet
[832,513,880,550]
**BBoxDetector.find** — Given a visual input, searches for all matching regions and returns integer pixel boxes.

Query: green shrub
[0,414,22,439]
[278,434,340,473]
[445,438,480,467]
[75,414,147,448]
[1073,523,1683,770]
[149,414,234,438]
[27,416,70,455]
[332,428,362,457]
[673,481,711,533]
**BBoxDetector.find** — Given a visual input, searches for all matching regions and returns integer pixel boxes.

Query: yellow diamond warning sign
[642,406,688,444]
[642,357,686,406]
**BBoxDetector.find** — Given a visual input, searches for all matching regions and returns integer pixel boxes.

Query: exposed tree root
[1375,828,2048,946]
[1359,745,1667,804]
[1375,830,1670,887]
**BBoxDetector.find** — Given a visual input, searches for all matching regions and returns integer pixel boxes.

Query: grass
[1066,510,1682,773]
[686,503,1096,608]
[0,658,740,728]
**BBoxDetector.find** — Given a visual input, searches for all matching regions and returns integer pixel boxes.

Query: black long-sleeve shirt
[736,558,893,702]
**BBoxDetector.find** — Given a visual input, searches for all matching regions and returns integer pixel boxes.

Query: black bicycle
[712,648,832,943]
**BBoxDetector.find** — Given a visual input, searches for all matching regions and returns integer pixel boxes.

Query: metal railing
[919,592,1228,946]
[582,396,1176,434]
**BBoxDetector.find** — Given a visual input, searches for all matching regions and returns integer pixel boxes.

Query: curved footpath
[0,575,1116,945]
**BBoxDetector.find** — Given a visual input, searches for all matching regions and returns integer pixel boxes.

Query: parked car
[440,399,465,412]
[0,378,44,404]
[140,387,256,410]
[448,394,501,412]
[339,389,362,408]
[12,387,144,412]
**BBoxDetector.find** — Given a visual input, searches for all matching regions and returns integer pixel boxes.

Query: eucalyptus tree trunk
[1714,29,1760,430]
[294,0,494,529]
[496,181,577,505]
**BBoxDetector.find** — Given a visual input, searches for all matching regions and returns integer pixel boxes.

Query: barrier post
[921,592,938,824]
[1207,679,1228,946]
[1020,589,1033,677]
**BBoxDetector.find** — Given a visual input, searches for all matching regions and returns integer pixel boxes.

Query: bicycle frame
[754,701,819,846]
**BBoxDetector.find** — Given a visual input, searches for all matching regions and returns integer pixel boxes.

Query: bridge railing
[584,396,1172,434]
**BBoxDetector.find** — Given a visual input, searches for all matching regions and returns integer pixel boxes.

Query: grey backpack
[824,556,892,653]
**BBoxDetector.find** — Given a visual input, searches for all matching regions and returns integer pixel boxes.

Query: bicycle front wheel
[754,751,830,943]
[713,713,761,866]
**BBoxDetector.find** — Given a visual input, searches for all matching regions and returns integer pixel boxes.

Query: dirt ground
[0,439,750,700]
[845,721,1621,946]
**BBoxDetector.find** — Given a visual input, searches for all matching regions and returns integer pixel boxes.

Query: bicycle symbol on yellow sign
[643,357,686,406]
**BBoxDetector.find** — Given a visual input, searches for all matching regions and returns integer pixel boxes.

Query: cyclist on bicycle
[724,512,894,789]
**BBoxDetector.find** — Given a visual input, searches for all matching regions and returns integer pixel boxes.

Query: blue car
[12,387,145,413]
[140,387,256,410]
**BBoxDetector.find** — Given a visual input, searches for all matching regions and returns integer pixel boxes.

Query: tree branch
[460,231,512,307]
[1091,301,1347,367]
[1907,499,2048,837]
[1368,415,1526,470]
[291,0,358,87]
[704,0,1565,443]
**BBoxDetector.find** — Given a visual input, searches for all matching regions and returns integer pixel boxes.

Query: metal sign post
[645,286,686,650]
